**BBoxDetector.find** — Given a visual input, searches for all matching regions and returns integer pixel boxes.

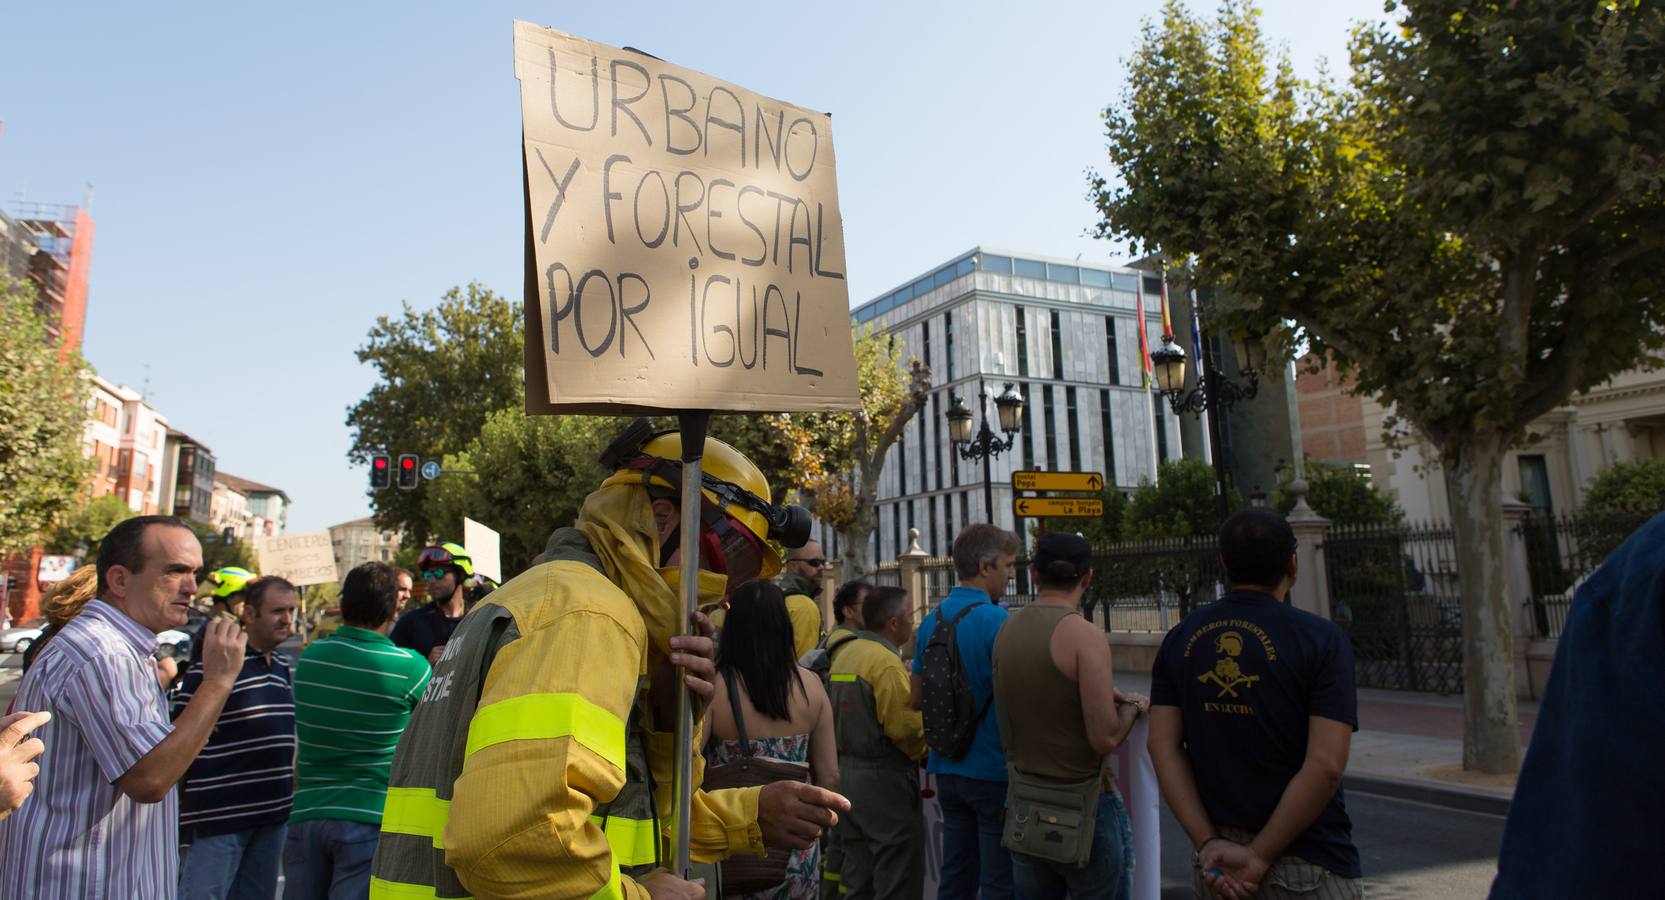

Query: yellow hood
[574,477,685,657]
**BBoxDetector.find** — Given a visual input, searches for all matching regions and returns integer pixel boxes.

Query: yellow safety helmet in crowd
[599,419,813,585]
[208,566,257,600]
[417,542,475,578]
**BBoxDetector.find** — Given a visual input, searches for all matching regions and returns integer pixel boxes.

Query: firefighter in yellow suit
[370,424,850,899]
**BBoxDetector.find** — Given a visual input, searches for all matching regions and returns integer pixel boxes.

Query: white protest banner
[37,556,76,585]
[1113,718,1162,900]
[463,518,503,584]
[513,21,861,415]
[257,532,339,587]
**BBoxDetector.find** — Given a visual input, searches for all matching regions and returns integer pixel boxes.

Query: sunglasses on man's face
[420,569,450,582]
[794,558,827,568]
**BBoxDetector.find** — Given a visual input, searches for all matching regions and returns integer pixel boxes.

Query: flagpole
[1135,275,1161,482]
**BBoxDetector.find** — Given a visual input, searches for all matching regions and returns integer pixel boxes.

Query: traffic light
[397,454,420,490]
[370,454,391,489]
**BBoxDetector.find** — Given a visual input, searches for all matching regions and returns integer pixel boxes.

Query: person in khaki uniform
[828,586,927,900]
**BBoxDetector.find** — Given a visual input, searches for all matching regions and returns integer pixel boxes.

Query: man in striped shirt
[285,561,429,898]
[173,575,299,899]
[0,515,248,900]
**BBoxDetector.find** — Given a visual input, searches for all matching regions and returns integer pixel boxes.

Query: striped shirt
[171,646,296,840]
[0,599,177,900]
[290,625,429,825]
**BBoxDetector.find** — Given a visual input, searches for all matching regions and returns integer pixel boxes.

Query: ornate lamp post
[946,380,1025,524]
[1149,301,1267,523]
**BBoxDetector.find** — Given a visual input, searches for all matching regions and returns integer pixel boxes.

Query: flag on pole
[1134,278,1154,391]
[1157,267,1175,339]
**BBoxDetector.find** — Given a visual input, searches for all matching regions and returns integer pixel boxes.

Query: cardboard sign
[514,22,861,415]
[1012,470,1105,492]
[257,532,339,587]
[1013,497,1106,518]
[463,518,504,584]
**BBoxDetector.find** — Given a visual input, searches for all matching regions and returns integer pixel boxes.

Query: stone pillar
[1500,497,1539,699]
[1284,479,1333,619]
[898,528,930,625]
[819,560,843,629]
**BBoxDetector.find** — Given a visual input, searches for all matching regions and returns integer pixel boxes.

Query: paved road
[1156,791,1505,899]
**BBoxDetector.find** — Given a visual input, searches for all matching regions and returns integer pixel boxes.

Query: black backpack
[918,602,991,759]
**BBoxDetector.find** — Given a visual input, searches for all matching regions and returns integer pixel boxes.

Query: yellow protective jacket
[828,633,926,763]
[370,486,765,900]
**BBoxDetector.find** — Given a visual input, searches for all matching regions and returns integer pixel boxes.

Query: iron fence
[1324,523,1463,694]
[870,562,901,589]
[1520,511,1654,639]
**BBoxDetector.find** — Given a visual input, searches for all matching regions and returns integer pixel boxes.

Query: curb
[1343,772,1512,817]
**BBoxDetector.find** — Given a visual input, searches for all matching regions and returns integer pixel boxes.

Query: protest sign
[514,21,861,414]
[463,518,503,583]
[37,556,76,585]
[256,532,339,587]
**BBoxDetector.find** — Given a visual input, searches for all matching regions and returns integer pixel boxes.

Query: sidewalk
[1116,671,1531,815]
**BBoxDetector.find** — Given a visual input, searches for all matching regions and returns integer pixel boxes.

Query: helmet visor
[700,513,767,588]
[417,546,457,571]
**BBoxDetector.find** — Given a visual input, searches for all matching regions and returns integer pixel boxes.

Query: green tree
[45,495,139,556]
[783,326,930,577]
[0,275,91,557]
[1582,457,1665,514]
[1122,457,1241,540]
[345,283,523,544]
[1272,461,1404,526]
[422,411,626,578]
[1091,0,1665,772]
[190,522,258,575]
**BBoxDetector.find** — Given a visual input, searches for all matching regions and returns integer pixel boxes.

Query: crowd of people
[0,420,1390,899]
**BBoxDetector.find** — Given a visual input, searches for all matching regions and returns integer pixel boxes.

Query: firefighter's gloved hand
[758,781,851,850]
[652,610,719,727]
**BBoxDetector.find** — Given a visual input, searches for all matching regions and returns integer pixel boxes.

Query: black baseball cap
[1034,532,1093,582]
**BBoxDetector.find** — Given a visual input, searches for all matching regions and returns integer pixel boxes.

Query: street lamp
[946,379,1025,525]
[1151,292,1268,523]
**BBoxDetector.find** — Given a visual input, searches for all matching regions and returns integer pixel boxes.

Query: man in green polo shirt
[285,561,430,897]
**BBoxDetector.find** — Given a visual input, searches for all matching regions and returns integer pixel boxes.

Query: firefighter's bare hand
[639,869,706,900]
[758,781,850,850]
[653,610,719,726]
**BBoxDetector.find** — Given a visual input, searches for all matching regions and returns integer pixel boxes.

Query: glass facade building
[828,247,1184,561]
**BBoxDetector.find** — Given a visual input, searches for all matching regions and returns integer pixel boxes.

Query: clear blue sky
[0,0,1385,533]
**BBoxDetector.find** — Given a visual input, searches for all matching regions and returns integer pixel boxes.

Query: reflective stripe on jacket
[828,633,926,765]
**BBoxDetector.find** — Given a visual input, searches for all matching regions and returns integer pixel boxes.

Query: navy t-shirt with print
[1150,589,1361,878]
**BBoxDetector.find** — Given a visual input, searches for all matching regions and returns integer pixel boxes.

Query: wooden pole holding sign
[512,20,861,881]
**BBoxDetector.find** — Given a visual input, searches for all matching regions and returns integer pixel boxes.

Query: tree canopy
[1091,0,1664,772]
[0,275,91,557]
[1122,457,1242,540]
[1582,457,1665,515]
[345,283,523,543]
[1273,461,1404,526]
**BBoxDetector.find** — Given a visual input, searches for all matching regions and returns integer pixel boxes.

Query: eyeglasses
[793,558,827,568]
[420,569,449,582]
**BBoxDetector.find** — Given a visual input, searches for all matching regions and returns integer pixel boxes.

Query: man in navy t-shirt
[1150,509,1362,899]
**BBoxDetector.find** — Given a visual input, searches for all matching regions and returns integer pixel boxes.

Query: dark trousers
[837,761,923,900]
[936,774,1012,900]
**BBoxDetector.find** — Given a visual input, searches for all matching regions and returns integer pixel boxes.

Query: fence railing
[1520,511,1655,638]
[1324,522,1464,694]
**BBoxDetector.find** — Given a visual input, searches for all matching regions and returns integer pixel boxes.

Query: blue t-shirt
[1150,590,1360,878]
[911,586,1009,782]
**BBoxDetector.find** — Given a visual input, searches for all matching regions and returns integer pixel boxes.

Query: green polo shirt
[290,625,430,825]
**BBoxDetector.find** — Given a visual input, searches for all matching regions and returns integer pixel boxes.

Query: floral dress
[708,733,819,900]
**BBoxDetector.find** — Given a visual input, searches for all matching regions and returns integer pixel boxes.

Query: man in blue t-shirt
[1150,509,1362,899]
[910,523,1019,899]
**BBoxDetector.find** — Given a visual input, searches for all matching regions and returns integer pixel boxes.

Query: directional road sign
[421,461,442,481]
[1012,471,1105,492]
[1013,497,1105,518]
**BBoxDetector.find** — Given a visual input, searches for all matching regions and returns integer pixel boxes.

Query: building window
[1519,455,1555,517]
[917,414,929,491]
[1048,264,1079,285]
[934,395,947,489]
[958,491,968,535]
[1016,306,1029,377]
[980,254,1012,275]
[1082,268,1112,288]
[895,436,908,496]
[1065,388,1080,471]
[1050,311,1063,380]
[929,496,939,554]
[944,312,955,381]
[1043,386,1057,467]
[1019,383,1034,470]
[921,320,932,370]
[1105,317,1121,385]
[1015,258,1047,280]
[1153,394,1170,462]
[1100,389,1117,486]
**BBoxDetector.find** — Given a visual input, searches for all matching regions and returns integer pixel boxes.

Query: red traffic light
[370,453,392,489]
[396,453,420,490]
[401,457,415,470]
[374,458,388,470]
